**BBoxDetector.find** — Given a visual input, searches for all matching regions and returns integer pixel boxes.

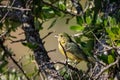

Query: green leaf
[111,26,119,34]
[58,2,66,10]
[108,16,116,26]
[10,73,17,80]
[106,25,120,41]
[108,55,114,64]
[42,7,55,19]
[80,39,94,56]
[34,18,43,31]
[86,16,92,24]
[0,61,8,72]
[76,16,84,25]
[103,19,108,26]
[47,18,57,30]
[22,42,38,50]
[70,25,84,32]
[54,9,64,16]
[98,54,108,64]
[96,17,102,24]
[116,40,120,46]
[9,21,21,32]
[106,28,116,41]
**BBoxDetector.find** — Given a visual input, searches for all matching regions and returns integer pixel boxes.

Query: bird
[55,32,89,63]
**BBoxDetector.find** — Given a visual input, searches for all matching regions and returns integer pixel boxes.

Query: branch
[22,18,63,80]
[0,5,31,11]
[47,49,56,53]
[0,0,16,23]
[93,57,119,80]
[0,0,63,79]
[54,61,80,73]
[42,1,81,16]
[42,31,53,40]
[59,41,69,63]
[10,39,26,43]
[54,61,89,80]
[21,1,63,78]
[91,31,112,50]
[0,39,30,80]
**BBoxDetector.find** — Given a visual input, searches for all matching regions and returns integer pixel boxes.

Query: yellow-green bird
[55,32,89,63]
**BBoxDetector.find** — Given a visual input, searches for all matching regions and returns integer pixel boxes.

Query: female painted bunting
[55,32,89,63]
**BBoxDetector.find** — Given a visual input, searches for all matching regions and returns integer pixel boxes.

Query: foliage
[0,0,120,80]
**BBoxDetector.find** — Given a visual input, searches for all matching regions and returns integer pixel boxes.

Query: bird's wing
[65,42,88,61]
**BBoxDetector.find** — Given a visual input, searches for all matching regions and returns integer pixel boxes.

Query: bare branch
[42,31,53,40]
[53,61,80,73]
[0,5,31,11]
[59,41,68,63]
[93,57,119,80]
[10,39,26,43]
[0,39,30,80]
[47,49,56,53]
[0,0,16,23]
[91,31,112,50]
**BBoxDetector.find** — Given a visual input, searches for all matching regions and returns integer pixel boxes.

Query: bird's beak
[54,34,58,38]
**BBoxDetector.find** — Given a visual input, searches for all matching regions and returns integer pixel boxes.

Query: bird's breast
[58,43,82,62]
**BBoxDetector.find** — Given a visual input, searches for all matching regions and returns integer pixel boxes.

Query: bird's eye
[60,35,63,37]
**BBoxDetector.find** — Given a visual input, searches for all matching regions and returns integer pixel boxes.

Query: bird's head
[55,33,72,44]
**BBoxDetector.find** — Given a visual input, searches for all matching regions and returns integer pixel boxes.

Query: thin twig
[0,0,16,23]
[9,55,30,80]
[18,32,24,35]
[54,61,84,79]
[0,31,8,38]
[91,31,112,50]
[42,32,53,40]
[47,49,56,53]
[53,61,79,72]
[0,30,30,80]
[0,5,31,11]
[59,42,71,77]
[90,62,103,78]
[42,1,81,16]
[93,57,119,80]
[59,41,68,62]
[10,39,26,43]
[0,40,30,80]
